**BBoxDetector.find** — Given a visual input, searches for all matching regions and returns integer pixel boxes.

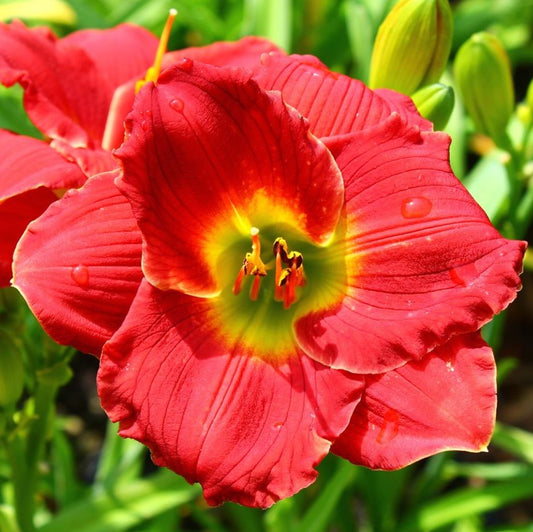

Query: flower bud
[369,0,453,95]
[411,83,454,130]
[453,32,514,143]
[0,331,24,407]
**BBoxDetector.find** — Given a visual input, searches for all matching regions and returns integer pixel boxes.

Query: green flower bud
[0,331,24,407]
[411,83,454,130]
[454,32,515,143]
[369,0,453,95]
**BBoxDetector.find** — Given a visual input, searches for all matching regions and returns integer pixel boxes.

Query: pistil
[136,8,178,93]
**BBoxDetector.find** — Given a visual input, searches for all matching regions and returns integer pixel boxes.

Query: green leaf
[0,85,41,138]
[462,151,510,225]
[397,472,533,531]
[38,470,201,532]
[242,0,292,50]
[343,0,375,82]
[293,460,357,532]
[491,423,533,464]
[93,420,146,493]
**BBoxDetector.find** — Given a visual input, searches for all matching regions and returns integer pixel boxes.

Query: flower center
[231,228,306,309]
[210,219,347,359]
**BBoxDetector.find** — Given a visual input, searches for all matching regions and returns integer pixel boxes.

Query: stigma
[233,229,305,309]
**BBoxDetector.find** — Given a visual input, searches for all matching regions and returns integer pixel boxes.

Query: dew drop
[273,421,284,429]
[169,98,184,112]
[140,119,148,131]
[71,264,89,287]
[446,360,455,372]
[177,57,193,72]
[376,409,400,444]
[401,197,432,219]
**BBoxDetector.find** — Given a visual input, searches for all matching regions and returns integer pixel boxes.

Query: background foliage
[0,0,533,530]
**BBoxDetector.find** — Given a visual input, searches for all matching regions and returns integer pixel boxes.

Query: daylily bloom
[13,42,525,508]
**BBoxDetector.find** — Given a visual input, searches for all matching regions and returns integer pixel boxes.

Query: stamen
[233,231,304,308]
[250,275,262,301]
[273,237,288,301]
[232,228,267,300]
[232,264,246,295]
[136,8,178,93]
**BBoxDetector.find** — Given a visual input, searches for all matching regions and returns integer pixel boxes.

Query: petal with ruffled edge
[12,172,142,355]
[0,130,86,286]
[252,53,431,138]
[163,36,282,70]
[332,333,496,469]
[0,130,86,198]
[116,61,344,296]
[295,114,525,374]
[0,21,156,154]
[98,279,364,508]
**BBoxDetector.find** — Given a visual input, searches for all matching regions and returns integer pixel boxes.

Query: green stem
[5,434,32,532]
[6,380,60,532]
[499,133,526,239]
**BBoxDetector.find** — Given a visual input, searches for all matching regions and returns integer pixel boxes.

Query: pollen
[233,230,305,309]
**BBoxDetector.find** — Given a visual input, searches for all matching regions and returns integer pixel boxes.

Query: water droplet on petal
[169,98,184,112]
[401,197,432,219]
[446,360,455,372]
[376,409,400,444]
[140,119,148,131]
[177,57,193,72]
[71,264,89,287]
[273,422,284,429]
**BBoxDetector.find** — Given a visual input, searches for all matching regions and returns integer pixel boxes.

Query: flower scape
[3,20,526,508]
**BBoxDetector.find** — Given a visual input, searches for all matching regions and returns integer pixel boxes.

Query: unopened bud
[369,0,453,95]
[411,83,454,130]
[454,32,514,143]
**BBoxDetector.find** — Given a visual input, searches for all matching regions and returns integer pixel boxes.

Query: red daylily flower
[13,44,525,508]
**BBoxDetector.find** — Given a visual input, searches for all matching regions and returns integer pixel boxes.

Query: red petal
[0,130,85,199]
[374,88,432,131]
[0,189,55,286]
[252,53,430,137]
[0,21,154,149]
[13,172,142,355]
[0,130,86,286]
[62,24,157,92]
[98,280,364,508]
[116,62,343,295]
[163,36,282,70]
[295,114,525,373]
[332,333,496,469]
